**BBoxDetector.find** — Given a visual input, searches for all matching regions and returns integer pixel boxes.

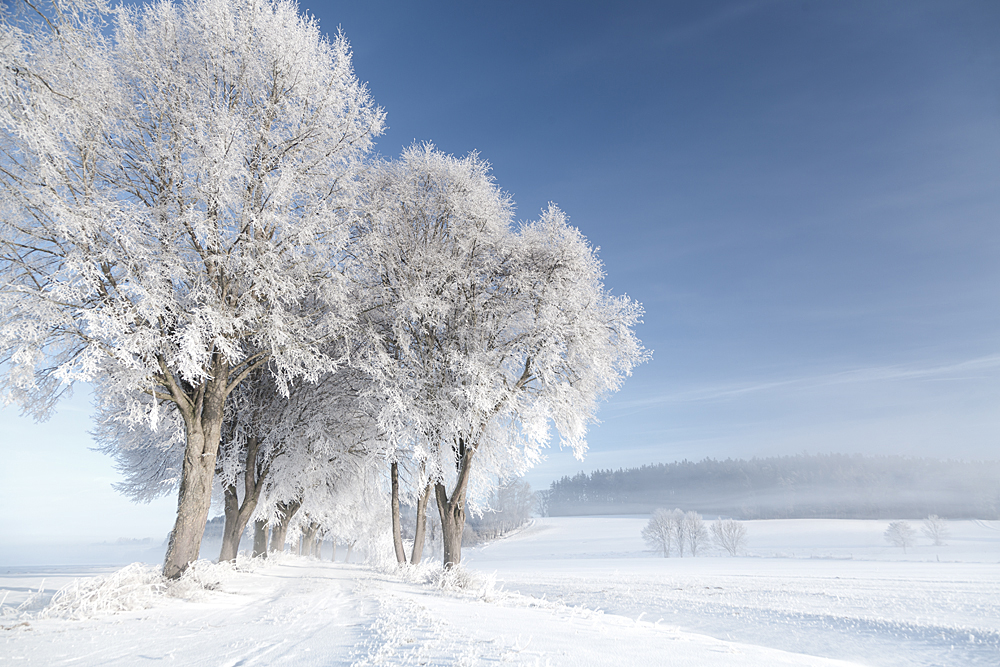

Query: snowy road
[2,560,369,666]
[2,558,865,666]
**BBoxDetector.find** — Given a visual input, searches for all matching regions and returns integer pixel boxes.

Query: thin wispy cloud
[616,354,1000,410]
[655,0,787,49]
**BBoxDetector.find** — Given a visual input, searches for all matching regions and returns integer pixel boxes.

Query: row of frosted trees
[0,0,646,577]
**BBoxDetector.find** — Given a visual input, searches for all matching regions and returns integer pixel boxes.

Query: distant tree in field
[884,521,916,553]
[922,515,949,546]
[671,508,687,557]
[685,511,708,556]
[642,508,675,557]
[711,519,747,556]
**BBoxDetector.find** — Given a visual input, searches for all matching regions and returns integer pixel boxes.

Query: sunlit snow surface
[2,517,999,666]
[464,517,1000,667]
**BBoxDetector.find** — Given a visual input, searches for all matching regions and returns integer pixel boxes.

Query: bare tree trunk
[269,499,300,553]
[345,542,353,563]
[252,520,268,558]
[410,482,432,565]
[331,538,337,562]
[163,357,229,580]
[220,484,244,562]
[390,461,406,564]
[219,435,266,562]
[301,521,319,558]
[435,438,474,569]
[436,484,465,569]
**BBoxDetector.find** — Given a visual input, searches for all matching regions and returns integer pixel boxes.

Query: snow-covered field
[465,517,1000,667]
[2,517,999,666]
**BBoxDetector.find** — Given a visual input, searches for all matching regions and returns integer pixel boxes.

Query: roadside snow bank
[39,563,164,619]
[4,555,267,621]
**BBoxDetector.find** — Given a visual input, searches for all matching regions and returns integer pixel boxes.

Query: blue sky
[2,0,998,543]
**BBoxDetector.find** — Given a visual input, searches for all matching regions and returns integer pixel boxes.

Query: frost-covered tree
[711,518,747,556]
[642,508,675,558]
[922,514,949,546]
[884,520,916,553]
[353,145,647,568]
[0,0,383,578]
[670,509,687,557]
[684,511,708,556]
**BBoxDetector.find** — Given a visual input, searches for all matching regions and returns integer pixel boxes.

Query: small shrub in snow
[923,515,949,546]
[884,521,916,553]
[166,555,263,600]
[425,566,504,603]
[5,586,50,618]
[711,519,748,556]
[34,556,263,620]
[430,565,479,591]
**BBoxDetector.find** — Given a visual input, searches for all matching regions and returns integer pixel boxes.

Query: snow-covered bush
[38,564,165,620]
[33,556,265,620]
[424,565,503,602]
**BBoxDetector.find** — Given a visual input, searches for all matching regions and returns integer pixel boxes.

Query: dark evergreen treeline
[543,454,1000,519]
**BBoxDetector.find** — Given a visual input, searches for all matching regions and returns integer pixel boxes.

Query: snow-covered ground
[2,517,998,666]
[464,517,1000,667]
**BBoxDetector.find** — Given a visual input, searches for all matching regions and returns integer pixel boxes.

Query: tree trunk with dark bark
[219,435,266,562]
[301,521,319,558]
[269,499,300,553]
[162,356,230,580]
[435,439,475,569]
[390,461,406,564]
[252,520,268,558]
[410,482,432,565]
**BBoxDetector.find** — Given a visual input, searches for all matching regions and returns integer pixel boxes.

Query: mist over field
[544,455,1000,520]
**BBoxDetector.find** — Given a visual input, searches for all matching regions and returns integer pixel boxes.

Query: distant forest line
[542,454,1000,519]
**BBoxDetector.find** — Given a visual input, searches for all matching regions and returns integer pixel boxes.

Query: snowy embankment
[2,517,999,666]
